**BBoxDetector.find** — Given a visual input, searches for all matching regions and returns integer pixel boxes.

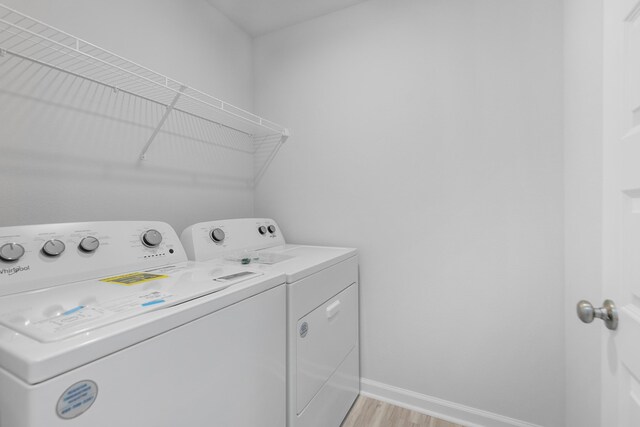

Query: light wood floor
[341,396,466,427]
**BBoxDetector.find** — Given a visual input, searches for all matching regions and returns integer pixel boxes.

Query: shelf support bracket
[139,85,187,160]
[253,128,290,187]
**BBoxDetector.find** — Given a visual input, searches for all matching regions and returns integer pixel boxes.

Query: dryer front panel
[296,283,358,413]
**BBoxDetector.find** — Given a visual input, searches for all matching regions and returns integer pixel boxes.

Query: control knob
[268,225,276,234]
[79,236,100,253]
[141,230,163,247]
[0,243,25,262]
[210,228,225,243]
[42,239,66,257]
[258,226,267,235]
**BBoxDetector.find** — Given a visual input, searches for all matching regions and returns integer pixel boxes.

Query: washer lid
[257,245,357,283]
[0,262,285,384]
[0,263,258,343]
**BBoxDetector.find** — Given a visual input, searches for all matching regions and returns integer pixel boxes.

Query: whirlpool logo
[0,265,30,276]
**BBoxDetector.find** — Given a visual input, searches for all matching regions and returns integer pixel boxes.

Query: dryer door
[296,283,358,413]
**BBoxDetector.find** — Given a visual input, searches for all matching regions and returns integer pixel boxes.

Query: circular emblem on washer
[300,322,309,338]
[56,380,98,419]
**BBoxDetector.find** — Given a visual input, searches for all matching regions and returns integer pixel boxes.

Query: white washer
[0,221,286,427]
[181,218,360,427]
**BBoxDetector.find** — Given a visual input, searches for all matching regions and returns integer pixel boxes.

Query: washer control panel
[181,218,286,261]
[0,221,187,296]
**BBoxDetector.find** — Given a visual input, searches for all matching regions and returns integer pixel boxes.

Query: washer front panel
[0,285,287,427]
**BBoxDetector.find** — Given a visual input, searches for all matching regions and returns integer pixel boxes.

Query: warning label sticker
[100,272,168,286]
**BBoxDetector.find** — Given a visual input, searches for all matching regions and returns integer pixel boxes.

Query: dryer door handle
[326,300,341,319]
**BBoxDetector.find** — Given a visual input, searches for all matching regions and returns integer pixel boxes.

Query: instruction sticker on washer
[100,272,168,286]
[23,291,174,340]
[100,290,173,313]
[144,265,187,275]
[33,305,109,335]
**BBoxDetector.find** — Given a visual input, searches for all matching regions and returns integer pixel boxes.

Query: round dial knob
[0,243,25,262]
[258,226,267,235]
[141,230,163,247]
[210,228,225,243]
[79,236,100,253]
[42,239,66,257]
[267,225,276,234]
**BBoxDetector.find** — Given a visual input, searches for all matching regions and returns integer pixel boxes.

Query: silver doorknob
[577,299,618,330]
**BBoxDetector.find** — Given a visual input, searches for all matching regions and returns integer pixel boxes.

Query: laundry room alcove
[0,3,289,190]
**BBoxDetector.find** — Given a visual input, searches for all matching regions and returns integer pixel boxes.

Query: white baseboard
[359,378,544,427]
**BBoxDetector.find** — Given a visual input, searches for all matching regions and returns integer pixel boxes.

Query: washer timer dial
[79,236,100,253]
[42,239,66,257]
[210,228,225,243]
[0,243,25,262]
[141,230,163,247]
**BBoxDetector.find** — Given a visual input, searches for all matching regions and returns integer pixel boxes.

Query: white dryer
[0,221,286,427]
[181,218,360,427]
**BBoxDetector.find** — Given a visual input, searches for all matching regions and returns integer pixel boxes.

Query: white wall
[563,1,603,426]
[0,0,254,232]
[253,1,565,426]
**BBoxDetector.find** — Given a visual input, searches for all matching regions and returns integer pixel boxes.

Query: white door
[598,0,640,425]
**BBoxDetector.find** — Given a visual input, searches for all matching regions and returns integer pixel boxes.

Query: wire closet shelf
[0,3,289,186]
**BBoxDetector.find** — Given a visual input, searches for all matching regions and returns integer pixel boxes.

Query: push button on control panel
[42,239,66,257]
[0,243,25,262]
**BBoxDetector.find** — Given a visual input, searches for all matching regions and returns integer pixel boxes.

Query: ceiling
[205,0,369,37]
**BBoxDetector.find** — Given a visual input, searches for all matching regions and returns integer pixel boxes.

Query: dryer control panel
[0,221,187,296]
[181,218,286,261]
